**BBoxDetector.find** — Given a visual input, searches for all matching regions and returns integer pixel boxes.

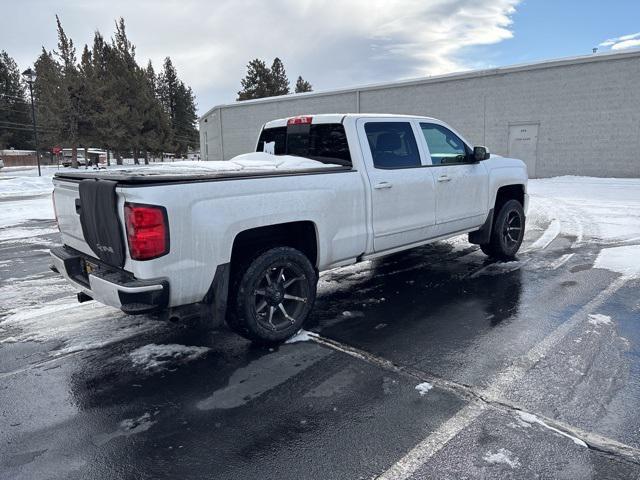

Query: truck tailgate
[53,178,126,267]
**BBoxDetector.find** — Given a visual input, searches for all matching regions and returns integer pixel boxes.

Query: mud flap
[469,208,494,245]
[78,179,126,267]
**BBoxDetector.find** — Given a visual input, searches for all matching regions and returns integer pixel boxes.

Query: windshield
[256,123,352,166]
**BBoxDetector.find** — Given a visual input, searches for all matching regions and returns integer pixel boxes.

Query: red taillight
[124,203,169,260]
[287,115,313,126]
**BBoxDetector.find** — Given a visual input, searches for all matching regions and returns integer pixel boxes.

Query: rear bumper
[50,246,169,314]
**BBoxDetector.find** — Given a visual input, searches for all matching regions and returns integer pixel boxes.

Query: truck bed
[53,155,351,185]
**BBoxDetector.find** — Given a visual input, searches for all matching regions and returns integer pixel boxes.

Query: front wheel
[480,199,525,260]
[227,247,317,344]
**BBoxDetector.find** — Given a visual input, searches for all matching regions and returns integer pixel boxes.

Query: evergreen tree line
[237,57,312,101]
[0,16,198,167]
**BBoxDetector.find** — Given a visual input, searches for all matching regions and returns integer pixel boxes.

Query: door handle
[374,182,393,190]
[437,175,451,183]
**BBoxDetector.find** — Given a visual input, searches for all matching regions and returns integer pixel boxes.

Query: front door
[357,118,437,253]
[419,122,489,232]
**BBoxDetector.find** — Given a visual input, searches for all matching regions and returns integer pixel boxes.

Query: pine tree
[237,59,272,100]
[109,17,146,164]
[54,15,81,167]
[33,48,64,151]
[89,31,121,165]
[269,57,289,96]
[295,75,312,93]
[0,51,31,149]
[158,57,197,155]
[172,82,198,154]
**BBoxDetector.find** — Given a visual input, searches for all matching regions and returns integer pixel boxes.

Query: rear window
[256,123,351,166]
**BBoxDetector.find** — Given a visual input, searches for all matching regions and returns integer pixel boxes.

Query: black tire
[480,199,525,260]
[226,246,317,344]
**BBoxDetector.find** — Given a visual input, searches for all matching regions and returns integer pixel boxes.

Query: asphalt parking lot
[1,176,640,479]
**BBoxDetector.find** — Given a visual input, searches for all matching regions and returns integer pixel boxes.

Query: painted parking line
[310,274,634,479]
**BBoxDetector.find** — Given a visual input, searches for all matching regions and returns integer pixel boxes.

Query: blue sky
[471,0,640,67]
[2,0,638,114]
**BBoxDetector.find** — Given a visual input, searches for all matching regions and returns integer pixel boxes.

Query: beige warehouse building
[199,49,640,178]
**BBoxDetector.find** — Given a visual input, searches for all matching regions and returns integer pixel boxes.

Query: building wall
[199,51,640,178]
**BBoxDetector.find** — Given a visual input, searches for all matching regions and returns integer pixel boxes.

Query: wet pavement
[1,196,640,479]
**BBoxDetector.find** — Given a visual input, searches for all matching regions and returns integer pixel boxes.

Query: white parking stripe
[372,275,629,479]
[376,403,485,480]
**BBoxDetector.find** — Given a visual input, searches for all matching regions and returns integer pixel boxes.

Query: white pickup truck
[50,114,528,343]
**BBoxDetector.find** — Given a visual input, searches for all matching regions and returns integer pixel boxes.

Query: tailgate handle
[75,198,81,214]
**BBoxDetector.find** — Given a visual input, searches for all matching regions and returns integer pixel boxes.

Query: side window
[256,127,287,155]
[364,122,421,169]
[420,123,468,165]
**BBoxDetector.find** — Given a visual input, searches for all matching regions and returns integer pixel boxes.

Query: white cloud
[2,0,521,111]
[599,32,640,50]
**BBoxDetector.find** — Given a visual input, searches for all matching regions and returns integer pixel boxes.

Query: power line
[0,105,30,115]
[0,119,58,131]
[0,93,30,103]
[0,124,57,134]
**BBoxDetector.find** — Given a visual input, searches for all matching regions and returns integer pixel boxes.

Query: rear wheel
[227,246,317,344]
[480,199,525,260]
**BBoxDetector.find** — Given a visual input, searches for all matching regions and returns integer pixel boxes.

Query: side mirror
[473,146,490,162]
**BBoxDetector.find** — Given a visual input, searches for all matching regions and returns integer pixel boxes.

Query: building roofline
[199,48,640,121]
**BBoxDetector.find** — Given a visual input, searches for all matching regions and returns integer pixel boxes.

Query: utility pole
[22,68,41,177]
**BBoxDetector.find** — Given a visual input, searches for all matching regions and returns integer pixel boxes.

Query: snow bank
[528,176,640,243]
[0,169,55,234]
[0,174,54,198]
[129,343,210,371]
[0,197,55,229]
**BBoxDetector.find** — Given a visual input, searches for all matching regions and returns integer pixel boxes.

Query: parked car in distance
[50,113,528,343]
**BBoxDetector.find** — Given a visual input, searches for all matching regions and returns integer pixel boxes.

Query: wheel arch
[470,184,526,245]
[229,220,319,271]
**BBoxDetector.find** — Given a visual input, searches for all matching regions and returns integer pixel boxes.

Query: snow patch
[415,382,433,396]
[129,343,210,371]
[0,174,53,198]
[517,411,588,447]
[483,448,521,469]
[528,177,640,242]
[93,412,156,446]
[69,154,341,179]
[588,314,613,326]
[594,245,640,278]
[470,261,522,278]
[526,218,561,251]
[285,329,318,344]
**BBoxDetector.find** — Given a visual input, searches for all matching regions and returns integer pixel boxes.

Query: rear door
[357,118,437,252]
[418,122,489,231]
